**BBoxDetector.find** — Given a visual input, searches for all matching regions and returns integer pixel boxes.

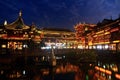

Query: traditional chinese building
[74,23,95,49]
[40,27,76,49]
[0,11,42,54]
[79,17,120,52]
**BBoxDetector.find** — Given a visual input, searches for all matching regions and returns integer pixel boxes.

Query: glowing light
[63,56,65,58]
[4,20,7,25]
[2,44,6,48]
[46,46,51,49]
[95,66,112,75]
[110,28,119,32]
[89,46,92,49]
[78,45,83,49]
[113,40,120,43]
[23,44,28,48]
[97,45,102,49]
[105,70,112,75]
[56,56,62,59]
[86,46,88,49]
[105,32,110,34]
[42,56,45,61]
[115,74,120,79]
[1,70,4,74]
[23,70,26,75]
[105,45,108,49]
[93,46,96,49]
[103,65,106,68]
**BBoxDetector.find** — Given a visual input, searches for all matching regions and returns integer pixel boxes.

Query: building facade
[75,18,120,52]
[40,27,76,49]
[0,11,76,55]
[74,23,95,49]
[0,11,42,54]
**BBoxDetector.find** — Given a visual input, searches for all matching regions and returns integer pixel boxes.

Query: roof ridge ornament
[4,20,7,26]
[19,10,22,17]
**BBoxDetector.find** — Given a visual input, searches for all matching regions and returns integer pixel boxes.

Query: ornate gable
[5,11,30,30]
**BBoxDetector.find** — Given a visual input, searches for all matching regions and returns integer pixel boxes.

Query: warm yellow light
[105,70,112,75]
[104,42,110,44]
[105,32,110,35]
[93,35,97,37]
[2,44,6,48]
[88,42,92,45]
[96,30,104,34]
[95,66,112,75]
[111,28,119,32]
[115,74,120,79]
[113,40,120,43]
[95,66,99,70]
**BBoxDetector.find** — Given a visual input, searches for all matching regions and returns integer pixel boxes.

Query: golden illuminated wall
[85,19,120,50]
[74,23,85,42]
[74,23,95,46]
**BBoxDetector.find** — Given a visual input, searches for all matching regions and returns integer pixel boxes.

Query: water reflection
[0,54,120,80]
[94,61,120,80]
[1,61,120,80]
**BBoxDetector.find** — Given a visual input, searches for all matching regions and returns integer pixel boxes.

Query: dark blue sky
[0,0,120,30]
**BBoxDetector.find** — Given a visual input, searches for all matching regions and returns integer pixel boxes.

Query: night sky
[0,0,120,30]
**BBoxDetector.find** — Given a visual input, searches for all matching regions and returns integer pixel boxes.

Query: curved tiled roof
[5,12,30,30]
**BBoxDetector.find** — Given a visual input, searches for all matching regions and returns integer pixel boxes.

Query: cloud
[47,2,67,11]
[0,0,18,11]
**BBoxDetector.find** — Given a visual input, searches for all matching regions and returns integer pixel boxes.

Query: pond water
[0,52,120,80]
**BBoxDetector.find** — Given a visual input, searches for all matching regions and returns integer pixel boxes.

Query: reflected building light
[41,46,51,49]
[1,70,4,75]
[53,46,56,49]
[23,44,28,48]
[115,74,120,79]
[46,46,51,49]
[103,65,106,69]
[42,56,45,61]
[56,56,62,59]
[102,73,105,77]
[41,47,46,49]
[63,55,65,59]
[98,61,101,66]
[105,70,112,75]
[23,70,26,75]
[110,64,118,72]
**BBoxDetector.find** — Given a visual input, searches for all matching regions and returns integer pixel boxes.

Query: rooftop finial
[4,20,7,26]
[19,10,22,17]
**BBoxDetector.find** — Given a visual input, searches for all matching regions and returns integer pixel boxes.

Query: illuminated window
[89,46,92,49]
[23,44,28,48]
[8,42,23,50]
[110,44,116,50]
[78,45,83,49]
[97,45,102,49]
[86,46,88,49]
[93,46,96,49]
[104,45,109,49]
[2,44,6,48]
